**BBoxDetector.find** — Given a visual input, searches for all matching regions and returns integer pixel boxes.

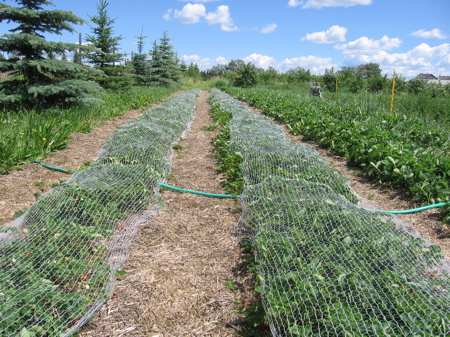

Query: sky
[1,0,450,79]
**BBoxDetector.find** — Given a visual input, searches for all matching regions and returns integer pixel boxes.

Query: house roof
[415,73,438,80]
[439,75,450,81]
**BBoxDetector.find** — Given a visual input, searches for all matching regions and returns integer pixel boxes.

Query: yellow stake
[389,70,396,117]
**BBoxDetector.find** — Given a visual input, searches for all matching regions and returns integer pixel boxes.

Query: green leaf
[20,327,36,337]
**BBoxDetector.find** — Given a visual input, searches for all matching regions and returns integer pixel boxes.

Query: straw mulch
[78,91,259,336]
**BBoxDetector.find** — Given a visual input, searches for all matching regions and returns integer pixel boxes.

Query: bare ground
[0,90,449,336]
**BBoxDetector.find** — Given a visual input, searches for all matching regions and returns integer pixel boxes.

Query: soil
[0,89,449,336]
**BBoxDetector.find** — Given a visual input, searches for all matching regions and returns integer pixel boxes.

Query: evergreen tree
[0,0,104,108]
[148,31,182,87]
[131,28,151,85]
[184,62,201,80]
[83,0,134,90]
[83,0,123,68]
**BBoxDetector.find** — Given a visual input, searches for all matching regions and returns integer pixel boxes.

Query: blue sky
[1,0,450,79]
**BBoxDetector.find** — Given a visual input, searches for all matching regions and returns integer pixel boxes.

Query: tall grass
[0,86,176,174]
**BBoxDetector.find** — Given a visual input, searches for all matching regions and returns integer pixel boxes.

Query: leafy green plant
[209,88,450,336]
[0,90,199,336]
[0,87,176,174]
[224,86,450,210]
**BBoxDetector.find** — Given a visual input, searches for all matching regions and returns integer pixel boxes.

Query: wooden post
[389,70,396,117]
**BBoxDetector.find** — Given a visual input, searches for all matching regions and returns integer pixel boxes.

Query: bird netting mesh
[209,88,450,336]
[0,89,199,336]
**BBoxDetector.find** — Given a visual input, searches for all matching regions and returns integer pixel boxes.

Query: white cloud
[215,56,228,64]
[165,3,207,24]
[288,0,303,7]
[408,43,450,59]
[180,0,220,1]
[260,23,278,34]
[280,55,336,74]
[341,43,450,78]
[205,5,238,31]
[164,4,238,31]
[182,54,201,63]
[243,53,275,69]
[289,0,372,9]
[411,29,448,39]
[301,25,347,44]
[335,35,402,54]
[439,53,450,67]
[163,9,173,21]
[182,55,212,69]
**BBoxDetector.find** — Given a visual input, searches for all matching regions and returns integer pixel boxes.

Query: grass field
[0,87,177,174]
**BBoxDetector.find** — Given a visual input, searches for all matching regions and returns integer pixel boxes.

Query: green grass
[0,86,176,174]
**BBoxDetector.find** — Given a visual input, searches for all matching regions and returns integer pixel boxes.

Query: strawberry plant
[0,90,199,336]
[210,88,450,336]
[224,86,449,216]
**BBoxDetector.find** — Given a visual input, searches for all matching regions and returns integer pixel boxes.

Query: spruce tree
[132,28,151,86]
[83,0,133,90]
[83,0,123,68]
[148,31,182,87]
[0,0,104,108]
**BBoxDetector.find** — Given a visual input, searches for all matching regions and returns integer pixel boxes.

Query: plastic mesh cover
[210,88,450,336]
[0,90,199,336]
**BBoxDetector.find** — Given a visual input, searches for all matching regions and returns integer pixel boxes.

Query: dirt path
[78,91,255,336]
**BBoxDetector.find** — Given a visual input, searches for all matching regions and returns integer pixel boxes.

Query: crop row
[223,86,450,219]
[0,90,199,336]
[209,88,450,336]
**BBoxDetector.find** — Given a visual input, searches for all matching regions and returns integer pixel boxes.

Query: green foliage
[95,64,135,90]
[224,86,450,210]
[83,0,123,68]
[210,88,450,336]
[0,86,176,174]
[233,62,258,88]
[0,0,104,108]
[184,62,201,80]
[0,90,198,335]
[209,103,244,194]
[148,31,182,87]
[367,74,389,92]
[283,67,312,84]
[322,67,337,92]
[131,29,152,86]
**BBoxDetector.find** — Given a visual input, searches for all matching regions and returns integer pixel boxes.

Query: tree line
[196,60,450,97]
[0,0,182,110]
[1,0,448,111]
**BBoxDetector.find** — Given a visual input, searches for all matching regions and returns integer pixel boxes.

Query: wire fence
[0,89,199,336]
[209,88,450,336]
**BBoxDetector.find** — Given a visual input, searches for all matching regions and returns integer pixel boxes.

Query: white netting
[0,89,199,336]
[209,88,450,336]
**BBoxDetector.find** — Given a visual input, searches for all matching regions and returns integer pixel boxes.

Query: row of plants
[209,89,359,203]
[0,90,199,336]
[0,86,177,174]
[223,86,450,221]
[208,88,450,336]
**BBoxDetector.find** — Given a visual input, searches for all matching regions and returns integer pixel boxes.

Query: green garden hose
[159,182,237,198]
[365,203,449,214]
[34,160,75,174]
[34,160,449,211]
